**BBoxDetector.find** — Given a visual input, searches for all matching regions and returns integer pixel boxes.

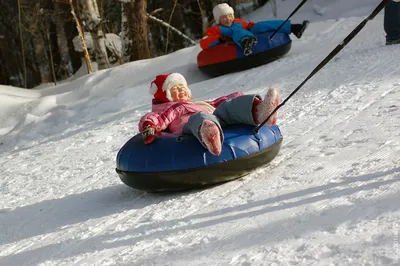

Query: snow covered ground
[0,0,399,265]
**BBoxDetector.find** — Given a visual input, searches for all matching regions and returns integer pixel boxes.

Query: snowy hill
[0,1,399,265]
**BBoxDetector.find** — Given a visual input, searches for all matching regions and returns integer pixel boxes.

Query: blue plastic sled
[116,124,283,192]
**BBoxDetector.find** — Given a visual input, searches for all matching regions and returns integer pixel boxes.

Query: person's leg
[240,35,258,55]
[290,20,309,39]
[250,20,291,35]
[213,94,260,126]
[183,112,223,155]
[253,88,280,126]
[183,90,281,155]
[229,24,254,46]
[251,20,309,39]
[186,96,260,155]
[214,89,280,127]
[228,24,257,55]
[384,1,400,45]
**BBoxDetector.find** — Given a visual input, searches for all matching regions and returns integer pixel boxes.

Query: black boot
[240,36,257,56]
[291,20,309,39]
[386,39,400,45]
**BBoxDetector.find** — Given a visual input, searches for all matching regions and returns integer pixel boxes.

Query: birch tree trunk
[120,3,130,63]
[82,0,109,70]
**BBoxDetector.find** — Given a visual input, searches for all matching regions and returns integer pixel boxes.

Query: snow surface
[1,0,399,265]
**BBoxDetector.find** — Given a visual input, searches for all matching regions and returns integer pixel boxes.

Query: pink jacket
[139,92,244,133]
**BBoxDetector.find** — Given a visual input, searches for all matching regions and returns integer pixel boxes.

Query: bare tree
[147,14,196,46]
[123,0,150,61]
[165,0,178,54]
[0,0,271,88]
[120,2,129,63]
[0,47,11,86]
[53,1,72,79]
[81,0,109,70]
[68,0,93,73]
[198,0,219,33]
[17,0,27,87]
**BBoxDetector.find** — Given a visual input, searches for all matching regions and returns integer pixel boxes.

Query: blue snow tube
[116,124,282,192]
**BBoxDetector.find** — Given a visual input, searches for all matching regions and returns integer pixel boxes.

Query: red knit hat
[149,73,192,103]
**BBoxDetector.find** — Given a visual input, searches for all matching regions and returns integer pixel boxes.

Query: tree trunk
[0,47,11,86]
[30,5,51,84]
[0,3,24,86]
[56,1,81,75]
[53,1,72,79]
[198,0,219,32]
[126,0,151,61]
[227,0,238,11]
[82,0,109,70]
[120,3,130,63]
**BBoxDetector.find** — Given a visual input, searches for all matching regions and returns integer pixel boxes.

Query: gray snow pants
[182,94,260,149]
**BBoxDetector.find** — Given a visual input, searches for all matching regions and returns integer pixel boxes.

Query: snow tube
[197,32,291,77]
[115,124,282,192]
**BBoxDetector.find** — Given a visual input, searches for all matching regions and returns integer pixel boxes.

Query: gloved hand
[141,122,158,144]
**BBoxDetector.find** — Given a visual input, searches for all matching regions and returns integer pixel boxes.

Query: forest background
[0,0,272,89]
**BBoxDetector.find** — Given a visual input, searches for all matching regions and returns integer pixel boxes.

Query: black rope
[255,0,390,133]
[269,0,309,40]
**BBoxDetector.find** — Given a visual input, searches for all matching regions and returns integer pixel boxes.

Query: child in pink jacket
[139,73,280,156]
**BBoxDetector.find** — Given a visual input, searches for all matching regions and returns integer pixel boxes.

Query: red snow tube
[197,32,292,77]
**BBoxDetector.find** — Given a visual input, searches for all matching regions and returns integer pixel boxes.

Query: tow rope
[255,0,390,133]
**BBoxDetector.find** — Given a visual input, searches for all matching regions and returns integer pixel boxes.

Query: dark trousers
[384,1,400,43]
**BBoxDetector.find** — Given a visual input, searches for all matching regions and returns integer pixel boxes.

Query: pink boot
[200,120,222,155]
[254,88,280,126]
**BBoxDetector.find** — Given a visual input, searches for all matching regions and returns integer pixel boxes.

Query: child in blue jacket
[200,3,309,55]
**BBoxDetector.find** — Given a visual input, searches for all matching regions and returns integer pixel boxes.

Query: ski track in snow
[1,6,400,266]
